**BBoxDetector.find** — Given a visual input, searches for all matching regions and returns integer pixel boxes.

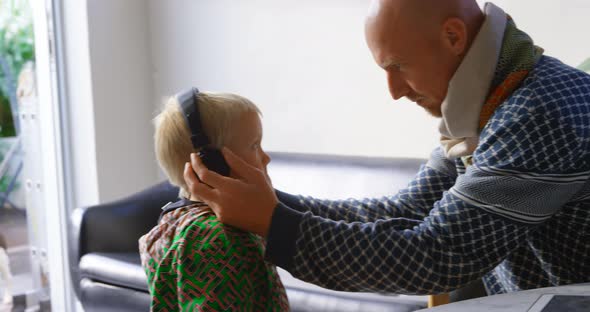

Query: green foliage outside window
[579,57,590,73]
[0,0,33,198]
[0,0,35,138]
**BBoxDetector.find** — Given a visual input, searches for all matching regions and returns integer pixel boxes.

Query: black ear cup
[176,88,231,178]
[198,147,230,177]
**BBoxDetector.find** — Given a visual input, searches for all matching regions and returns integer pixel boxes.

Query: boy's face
[225,111,270,177]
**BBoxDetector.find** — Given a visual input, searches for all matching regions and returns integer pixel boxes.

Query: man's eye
[386,63,402,72]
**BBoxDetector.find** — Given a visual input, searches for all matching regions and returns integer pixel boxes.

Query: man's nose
[262,150,271,166]
[386,70,410,100]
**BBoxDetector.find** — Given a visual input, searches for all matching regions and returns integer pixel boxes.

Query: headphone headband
[175,87,230,177]
[176,87,210,148]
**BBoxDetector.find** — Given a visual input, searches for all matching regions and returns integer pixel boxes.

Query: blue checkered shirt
[266,56,590,295]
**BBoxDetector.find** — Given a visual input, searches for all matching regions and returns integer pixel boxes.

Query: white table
[417,283,590,312]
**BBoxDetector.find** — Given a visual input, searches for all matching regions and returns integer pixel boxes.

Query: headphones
[176,87,230,176]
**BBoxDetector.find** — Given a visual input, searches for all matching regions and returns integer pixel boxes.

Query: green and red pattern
[139,204,290,311]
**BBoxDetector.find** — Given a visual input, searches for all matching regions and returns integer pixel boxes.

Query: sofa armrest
[72,181,178,257]
[79,252,147,292]
[69,181,178,297]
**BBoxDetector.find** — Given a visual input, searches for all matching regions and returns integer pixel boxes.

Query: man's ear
[441,17,468,56]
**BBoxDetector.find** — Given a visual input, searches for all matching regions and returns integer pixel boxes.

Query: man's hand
[183,147,278,237]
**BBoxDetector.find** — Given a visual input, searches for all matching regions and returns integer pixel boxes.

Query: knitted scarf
[461,15,544,166]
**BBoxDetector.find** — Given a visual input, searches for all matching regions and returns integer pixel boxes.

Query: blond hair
[154,91,261,198]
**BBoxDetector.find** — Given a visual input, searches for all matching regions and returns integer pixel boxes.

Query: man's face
[365,3,459,117]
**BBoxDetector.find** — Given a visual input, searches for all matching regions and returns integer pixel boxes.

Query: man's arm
[267,193,532,294]
[275,147,458,223]
[182,146,456,237]
[266,113,589,293]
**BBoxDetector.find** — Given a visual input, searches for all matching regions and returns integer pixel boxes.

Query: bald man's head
[366,0,481,37]
[364,0,483,116]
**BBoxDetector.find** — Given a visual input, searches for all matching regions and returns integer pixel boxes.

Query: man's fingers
[183,162,217,201]
[190,153,235,189]
[222,147,261,182]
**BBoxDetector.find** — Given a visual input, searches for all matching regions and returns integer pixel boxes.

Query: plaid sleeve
[275,147,457,223]
[266,102,589,294]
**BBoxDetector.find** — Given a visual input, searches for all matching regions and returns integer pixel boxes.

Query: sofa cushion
[79,253,428,311]
[80,278,150,312]
[279,268,427,312]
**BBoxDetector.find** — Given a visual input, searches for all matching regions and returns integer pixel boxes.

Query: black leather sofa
[70,152,432,312]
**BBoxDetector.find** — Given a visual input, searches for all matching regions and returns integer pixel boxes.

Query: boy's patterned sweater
[139,202,290,311]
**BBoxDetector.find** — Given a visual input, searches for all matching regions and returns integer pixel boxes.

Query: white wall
[148,0,440,159]
[60,0,160,206]
[61,0,100,208]
[64,0,159,207]
[478,0,590,67]
[60,0,590,204]
[79,0,158,203]
[148,0,590,160]
[60,2,159,309]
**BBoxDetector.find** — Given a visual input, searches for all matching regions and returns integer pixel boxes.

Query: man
[183,0,590,295]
